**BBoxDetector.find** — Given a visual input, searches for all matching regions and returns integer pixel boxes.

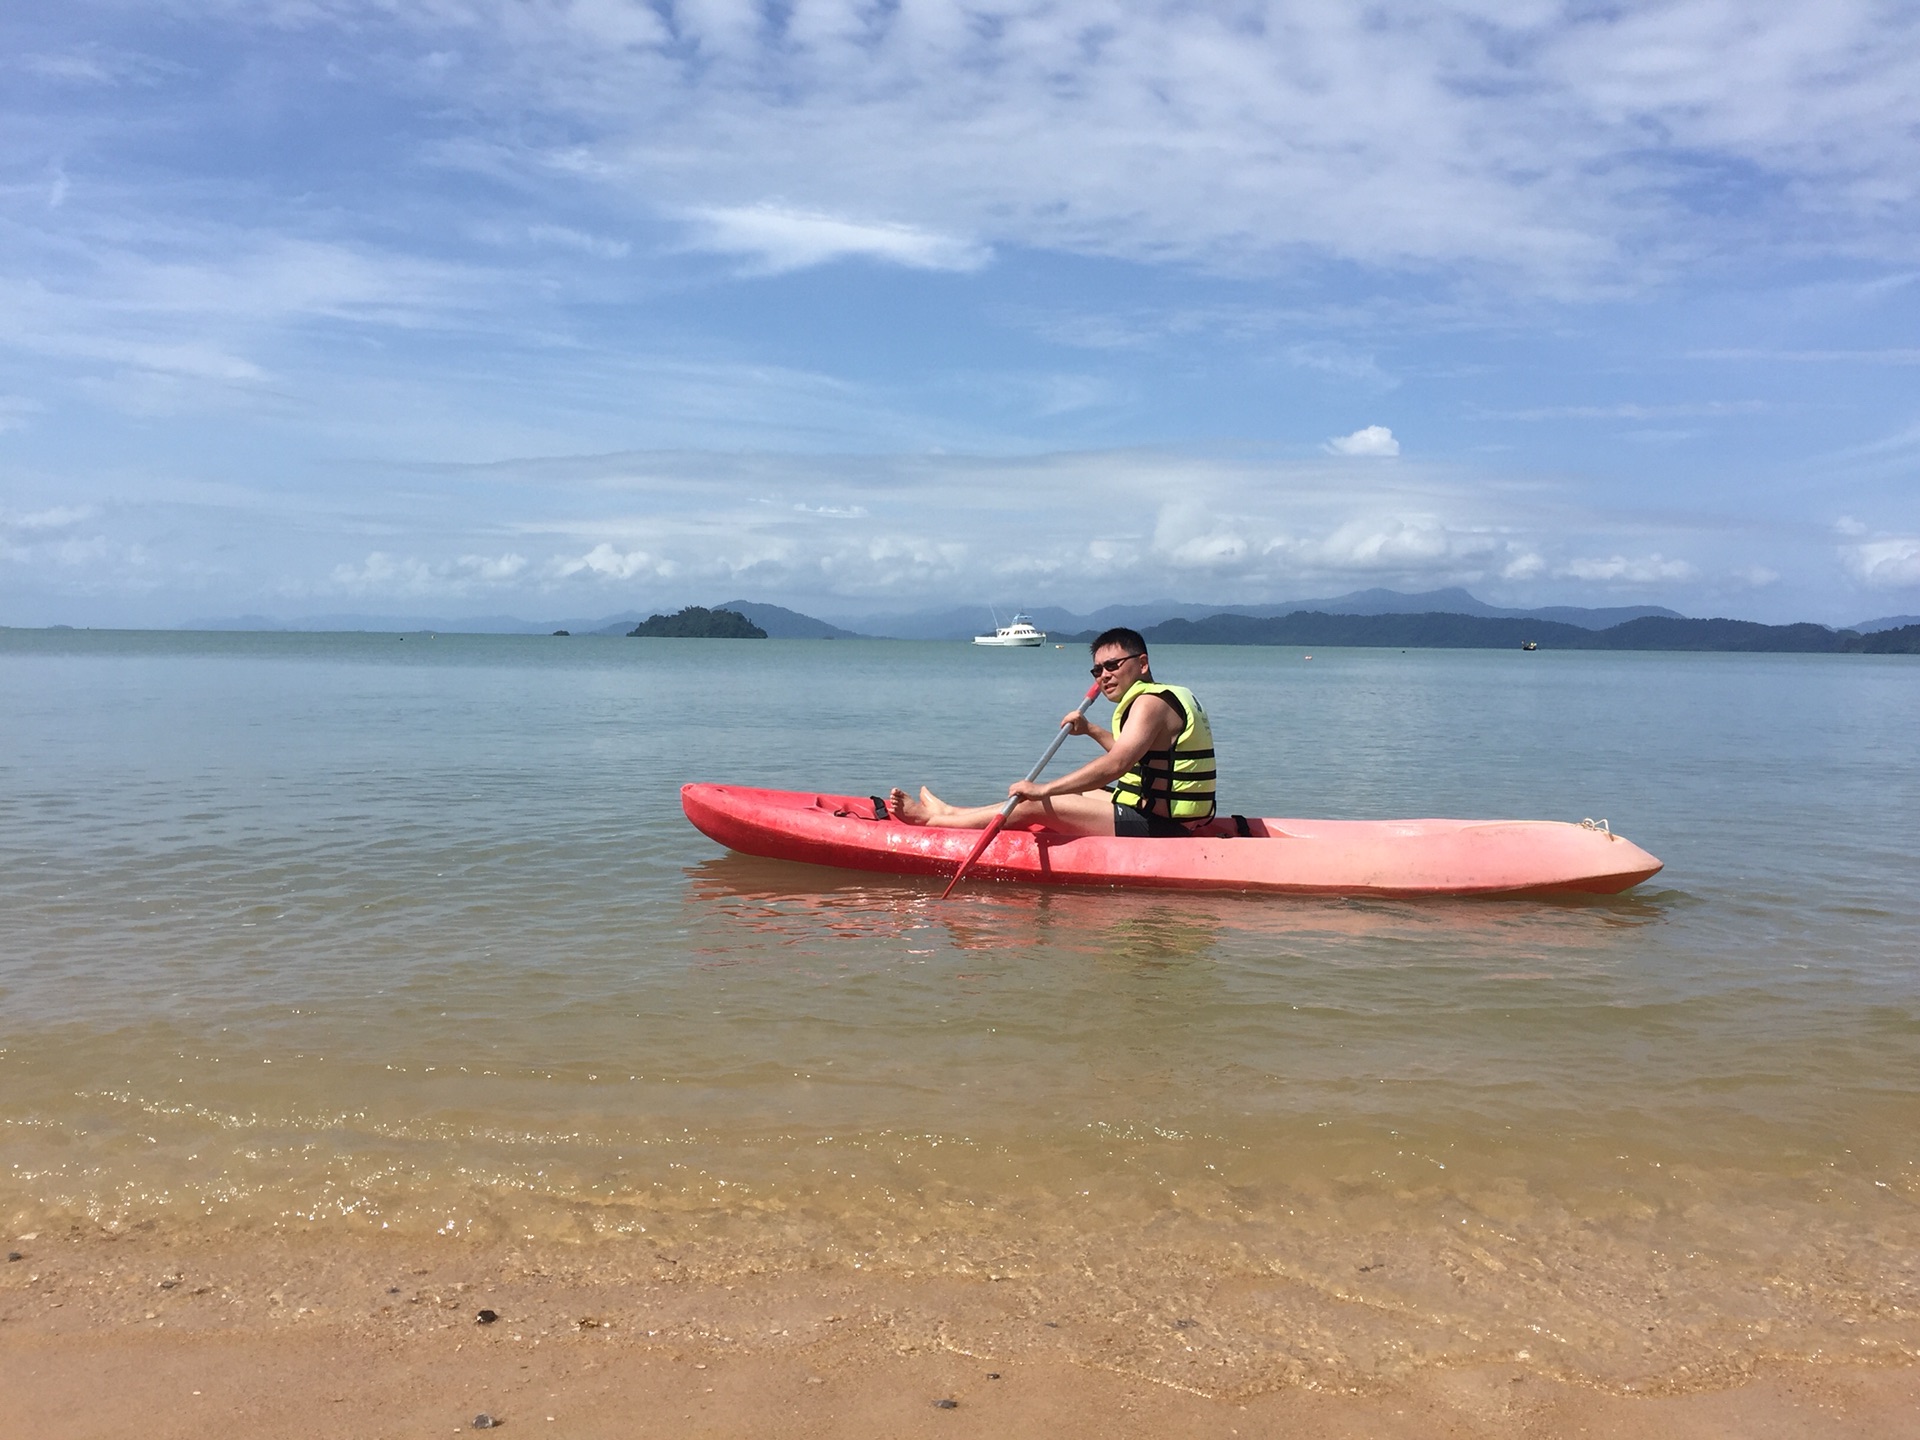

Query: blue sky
[4,0,1919,627]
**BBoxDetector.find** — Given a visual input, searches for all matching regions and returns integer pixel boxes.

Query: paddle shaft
[939,681,1102,899]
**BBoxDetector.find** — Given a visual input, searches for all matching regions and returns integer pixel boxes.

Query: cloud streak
[683,205,990,275]
[1,444,1885,624]
[1326,425,1400,457]
[1844,536,1920,590]
[22,1,1914,292]
[410,0,1920,285]
[272,448,1771,609]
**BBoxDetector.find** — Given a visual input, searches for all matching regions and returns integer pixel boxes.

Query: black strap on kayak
[1232,814,1251,837]
[870,795,890,821]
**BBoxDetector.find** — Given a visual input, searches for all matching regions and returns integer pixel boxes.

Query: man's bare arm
[1060,710,1116,751]
[1011,694,1180,801]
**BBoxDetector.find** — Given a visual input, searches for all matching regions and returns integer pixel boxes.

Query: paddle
[940,680,1103,899]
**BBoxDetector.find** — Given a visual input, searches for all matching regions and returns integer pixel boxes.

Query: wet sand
[3,1231,1915,1440]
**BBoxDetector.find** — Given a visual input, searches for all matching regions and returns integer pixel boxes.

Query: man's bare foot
[887,786,957,826]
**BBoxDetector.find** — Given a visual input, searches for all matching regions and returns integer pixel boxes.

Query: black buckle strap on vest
[870,795,891,821]
[1232,814,1251,837]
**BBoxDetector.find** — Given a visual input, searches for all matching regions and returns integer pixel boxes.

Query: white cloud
[328,550,529,596]
[1152,502,1252,570]
[0,234,495,413]
[1288,515,1499,572]
[1844,537,1920,589]
[383,0,1920,285]
[3,504,97,531]
[1490,401,1766,421]
[19,47,184,87]
[0,502,143,580]
[0,447,1830,620]
[464,448,1742,608]
[554,543,662,582]
[683,205,990,275]
[525,224,631,259]
[1559,554,1698,583]
[1285,344,1392,385]
[1326,425,1401,458]
[459,552,528,581]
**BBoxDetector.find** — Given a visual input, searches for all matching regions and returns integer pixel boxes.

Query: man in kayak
[889,627,1218,837]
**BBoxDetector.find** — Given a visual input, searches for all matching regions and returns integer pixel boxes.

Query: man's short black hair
[1090,626,1147,657]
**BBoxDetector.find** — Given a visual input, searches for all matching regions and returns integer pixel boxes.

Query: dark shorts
[1112,803,1197,838]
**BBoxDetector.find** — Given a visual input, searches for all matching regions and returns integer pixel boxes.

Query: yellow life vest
[1109,681,1217,821]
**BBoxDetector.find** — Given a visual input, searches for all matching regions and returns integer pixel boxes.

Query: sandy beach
[4,1229,1916,1440]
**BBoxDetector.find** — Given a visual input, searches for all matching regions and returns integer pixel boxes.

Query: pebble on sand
[476,1309,499,1324]
[933,1398,959,1409]
[472,1414,497,1429]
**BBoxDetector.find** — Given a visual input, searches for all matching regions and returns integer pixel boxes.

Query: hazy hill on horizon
[178,600,862,639]
[826,588,1686,640]
[165,588,1824,641]
[1112,611,1872,653]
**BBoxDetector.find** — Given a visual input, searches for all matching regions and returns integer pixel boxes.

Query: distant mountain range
[825,588,1686,639]
[1093,612,1920,654]
[185,600,865,639]
[170,589,1920,650]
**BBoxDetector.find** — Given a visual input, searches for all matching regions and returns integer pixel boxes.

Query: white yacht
[973,612,1046,647]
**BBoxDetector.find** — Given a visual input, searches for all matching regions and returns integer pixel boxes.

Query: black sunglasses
[1089,654,1144,676]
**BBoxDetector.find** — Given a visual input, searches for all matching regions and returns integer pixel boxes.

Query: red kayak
[681,784,1665,897]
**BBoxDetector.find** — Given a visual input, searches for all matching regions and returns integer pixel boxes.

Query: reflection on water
[1,632,1916,1393]
[684,852,1674,949]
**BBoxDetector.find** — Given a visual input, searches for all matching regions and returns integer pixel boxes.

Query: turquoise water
[2,630,1916,1391]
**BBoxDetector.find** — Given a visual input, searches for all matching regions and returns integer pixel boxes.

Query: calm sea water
[3,630,1916,1391]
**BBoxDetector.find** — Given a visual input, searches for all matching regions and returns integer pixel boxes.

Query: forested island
[1062,612,1920,653]
[627,606,767,638]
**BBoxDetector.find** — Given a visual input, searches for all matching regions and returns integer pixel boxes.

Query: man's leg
[888,787,1117,836]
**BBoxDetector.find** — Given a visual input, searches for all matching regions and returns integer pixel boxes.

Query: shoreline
[4,1230,1916,1438]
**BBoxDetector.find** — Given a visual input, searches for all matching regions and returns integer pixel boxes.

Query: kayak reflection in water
[889,627,1220,839]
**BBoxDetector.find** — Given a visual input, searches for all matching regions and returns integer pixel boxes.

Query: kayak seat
[1192,814,1267,838]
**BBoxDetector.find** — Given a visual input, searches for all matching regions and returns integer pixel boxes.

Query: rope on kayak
[1580,817,1615,841]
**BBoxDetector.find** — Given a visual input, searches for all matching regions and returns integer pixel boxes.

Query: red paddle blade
[940,813,1008,899]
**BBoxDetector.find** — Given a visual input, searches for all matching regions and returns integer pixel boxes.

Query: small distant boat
[973,613,1046,647]
[1522,640,1538,651]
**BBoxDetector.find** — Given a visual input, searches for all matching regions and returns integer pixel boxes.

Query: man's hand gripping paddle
[940,681,1102,900]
